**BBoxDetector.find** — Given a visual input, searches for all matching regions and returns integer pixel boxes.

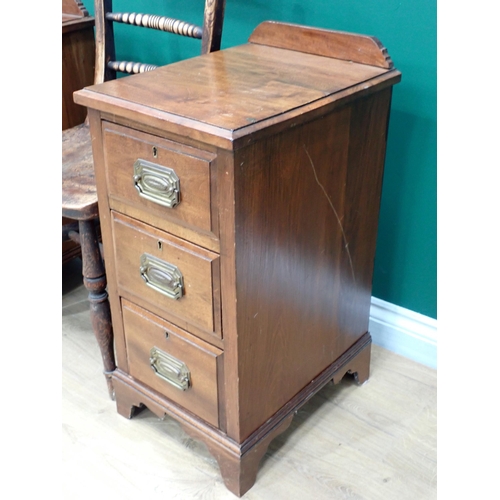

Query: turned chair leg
[78,218,116,399]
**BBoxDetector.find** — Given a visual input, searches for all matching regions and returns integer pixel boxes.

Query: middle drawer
[112,212,221,340]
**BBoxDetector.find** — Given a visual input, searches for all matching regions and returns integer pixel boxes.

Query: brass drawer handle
[133,158,180,208]
[140,253,184,300]
[150,347,191,391]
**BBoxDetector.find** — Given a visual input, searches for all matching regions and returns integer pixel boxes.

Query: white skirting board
[369,297,437,369]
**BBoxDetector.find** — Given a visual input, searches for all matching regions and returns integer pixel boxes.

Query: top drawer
[102,122,218,245]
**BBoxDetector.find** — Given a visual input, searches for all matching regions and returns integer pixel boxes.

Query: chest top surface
[74,22,401,148]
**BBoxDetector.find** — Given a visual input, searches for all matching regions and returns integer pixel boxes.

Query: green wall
[86,1,437,319]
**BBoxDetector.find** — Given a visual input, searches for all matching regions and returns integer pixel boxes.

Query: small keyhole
[152,146,158,158]
[165,331,169,339]
[157,241,162,250]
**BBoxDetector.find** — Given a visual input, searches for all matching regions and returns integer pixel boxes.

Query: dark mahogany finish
[230,90,393,440]
[74,21,401,496]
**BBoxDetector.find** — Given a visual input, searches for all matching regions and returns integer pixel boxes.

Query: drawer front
[112,212,221,338]
[122,299,222,427]
[102,121,217,239]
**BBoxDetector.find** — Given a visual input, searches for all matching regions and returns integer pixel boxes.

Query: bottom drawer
[122,299,223,428]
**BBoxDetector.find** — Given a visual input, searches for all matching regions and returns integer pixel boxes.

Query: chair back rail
[94,0,226,83]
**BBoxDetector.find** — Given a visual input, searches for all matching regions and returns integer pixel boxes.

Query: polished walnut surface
[75,21,401,496]
[78,44,389,131]
[75,23,400,149]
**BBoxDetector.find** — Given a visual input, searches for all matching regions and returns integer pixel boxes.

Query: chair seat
[62,123,98,220]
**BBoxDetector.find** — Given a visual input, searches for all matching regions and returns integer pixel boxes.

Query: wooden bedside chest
[74,21,401,497]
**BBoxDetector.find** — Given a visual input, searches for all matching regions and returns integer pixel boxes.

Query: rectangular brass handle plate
[133,158,180,208]
[150,346,191,391]
[140,253,184,300]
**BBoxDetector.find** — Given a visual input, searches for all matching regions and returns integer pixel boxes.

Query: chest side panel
[232,89,392,441]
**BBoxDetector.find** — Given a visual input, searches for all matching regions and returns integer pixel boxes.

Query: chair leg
[79,218,116,399]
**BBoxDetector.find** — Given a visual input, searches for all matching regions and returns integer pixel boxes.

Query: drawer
[102,121,218,242]
[112,212,221,339]
[122,299,223,427]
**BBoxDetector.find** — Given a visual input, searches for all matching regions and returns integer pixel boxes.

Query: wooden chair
[62,0,226,399]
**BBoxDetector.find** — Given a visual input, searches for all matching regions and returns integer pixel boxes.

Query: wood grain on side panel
[233,107,352,441]
[335,88,394,356]
[231,92,391,441]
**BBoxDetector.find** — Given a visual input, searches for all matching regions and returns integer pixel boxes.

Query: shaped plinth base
[112,333,371,497]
